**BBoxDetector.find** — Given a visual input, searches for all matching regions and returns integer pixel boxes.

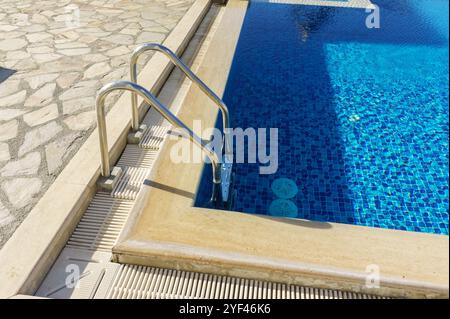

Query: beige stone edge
[112,0,449,299]
[0,0,212,299]
[267,0,375,9]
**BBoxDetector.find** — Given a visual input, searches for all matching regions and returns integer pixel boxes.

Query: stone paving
[0,0,195,248]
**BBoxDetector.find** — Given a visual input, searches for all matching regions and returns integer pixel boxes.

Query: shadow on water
[217,3,357,223]
[195,0,448,230]
[0,67,16,84]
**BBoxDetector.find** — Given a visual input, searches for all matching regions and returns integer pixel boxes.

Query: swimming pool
[195,0,449,235]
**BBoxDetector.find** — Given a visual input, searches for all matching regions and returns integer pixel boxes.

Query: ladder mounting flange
[97,166,123,191]
[127,124,148,144]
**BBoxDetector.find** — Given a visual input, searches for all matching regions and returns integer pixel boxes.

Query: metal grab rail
[96,81,221,186]
[130,43,232,157]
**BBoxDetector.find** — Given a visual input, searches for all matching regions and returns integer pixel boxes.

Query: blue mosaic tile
[195,0,449,235]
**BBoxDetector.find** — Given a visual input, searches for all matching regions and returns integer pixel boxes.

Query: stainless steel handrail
[130,43,232,157]
[96,80,221,186]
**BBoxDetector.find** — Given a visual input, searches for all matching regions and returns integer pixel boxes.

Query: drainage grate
[111,167,150,200]
[106,264,385,299]
[117,145,158,169]
[139,125,170,150]
[66,193,133,252]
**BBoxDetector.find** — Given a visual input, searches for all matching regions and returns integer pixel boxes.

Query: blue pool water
[195,0,449,234]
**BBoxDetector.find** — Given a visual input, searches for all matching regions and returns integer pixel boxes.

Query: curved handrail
[130,43,232,157]
[96,80,221,187]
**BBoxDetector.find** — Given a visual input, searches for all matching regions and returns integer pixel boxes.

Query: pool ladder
[96,43,233,207]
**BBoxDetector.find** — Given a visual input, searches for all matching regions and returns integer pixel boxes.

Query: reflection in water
[292,6,334,41]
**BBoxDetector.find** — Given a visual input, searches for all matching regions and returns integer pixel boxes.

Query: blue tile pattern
[195,0,449,234]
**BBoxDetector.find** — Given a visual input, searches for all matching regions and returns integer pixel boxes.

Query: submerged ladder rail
[130,43,232,157]
[96,81,221,194]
